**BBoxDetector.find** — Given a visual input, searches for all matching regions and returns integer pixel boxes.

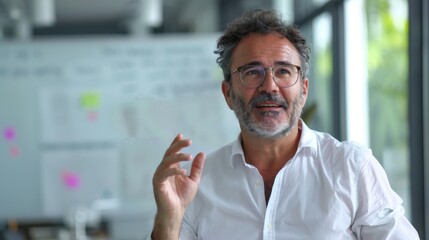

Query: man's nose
[258,68,279,93]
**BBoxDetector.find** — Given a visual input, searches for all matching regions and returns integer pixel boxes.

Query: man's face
[222,33,308,139]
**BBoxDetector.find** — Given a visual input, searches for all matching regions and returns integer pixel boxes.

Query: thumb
[188,152,205,183]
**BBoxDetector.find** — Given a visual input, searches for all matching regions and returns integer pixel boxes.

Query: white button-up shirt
[179,121,419,239]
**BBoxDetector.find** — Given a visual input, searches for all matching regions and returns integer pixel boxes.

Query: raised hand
[152,134,205,239]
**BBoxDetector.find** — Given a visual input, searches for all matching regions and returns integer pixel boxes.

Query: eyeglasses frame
[229,63,302,88]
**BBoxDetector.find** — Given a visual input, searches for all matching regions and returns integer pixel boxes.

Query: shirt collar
[229,134,246,169]
[228,119,318,169]
[297,119,318,156]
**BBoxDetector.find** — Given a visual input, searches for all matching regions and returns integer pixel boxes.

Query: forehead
[231,33,300,67]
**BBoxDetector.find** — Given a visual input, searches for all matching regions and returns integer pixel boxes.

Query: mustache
[249,92,288,110]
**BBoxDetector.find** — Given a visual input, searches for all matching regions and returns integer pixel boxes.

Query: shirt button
[255,180,262,187]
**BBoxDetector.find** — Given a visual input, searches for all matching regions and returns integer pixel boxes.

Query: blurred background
[0,0,428,239]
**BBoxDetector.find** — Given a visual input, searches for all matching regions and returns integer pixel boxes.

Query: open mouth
[254,103,284,110]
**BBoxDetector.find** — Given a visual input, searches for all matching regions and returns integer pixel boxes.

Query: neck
[241,122,301,171]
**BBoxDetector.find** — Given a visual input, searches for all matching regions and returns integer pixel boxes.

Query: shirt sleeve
[351,149,420,239]
[144,220,197,240]
[179,211,198,240]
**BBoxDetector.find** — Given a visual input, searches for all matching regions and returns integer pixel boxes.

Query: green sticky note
[80,92,100,109]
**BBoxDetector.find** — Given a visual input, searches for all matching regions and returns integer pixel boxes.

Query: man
[150,9,419,239]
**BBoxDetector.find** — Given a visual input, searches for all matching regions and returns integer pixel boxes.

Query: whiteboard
[0,34,239,219]
[41,148,121,216]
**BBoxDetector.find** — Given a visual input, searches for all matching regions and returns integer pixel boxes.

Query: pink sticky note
[3,127,16,141]
[87,111,98,122]
[9,146,20,157]
[62,171,81,190]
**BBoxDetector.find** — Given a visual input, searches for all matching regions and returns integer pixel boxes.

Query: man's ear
[221,80,234,110]
[301,78,309,105]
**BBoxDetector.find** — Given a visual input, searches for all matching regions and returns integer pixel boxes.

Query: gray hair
[215,9,311,83]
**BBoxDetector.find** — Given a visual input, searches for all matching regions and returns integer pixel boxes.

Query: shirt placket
[263,167,286,240]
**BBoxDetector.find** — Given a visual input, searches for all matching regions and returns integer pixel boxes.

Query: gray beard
[230,89,303,139]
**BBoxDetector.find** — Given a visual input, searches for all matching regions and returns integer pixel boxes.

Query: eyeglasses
[230,63,301,88]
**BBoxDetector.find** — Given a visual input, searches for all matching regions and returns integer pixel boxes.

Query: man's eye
[276,68,291,75]
[244,67,262,76]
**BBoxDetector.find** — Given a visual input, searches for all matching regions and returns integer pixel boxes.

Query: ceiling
[0,0,272,37]
[0,0,214,35]
[55,0,135,24]
[53,0,196,25]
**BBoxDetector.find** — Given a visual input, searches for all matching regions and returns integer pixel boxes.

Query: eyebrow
[241,61,262,66]
[275,60,294,65]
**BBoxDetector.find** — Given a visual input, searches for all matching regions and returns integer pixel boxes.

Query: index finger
[163,133,192,158]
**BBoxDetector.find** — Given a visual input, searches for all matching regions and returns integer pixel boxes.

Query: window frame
[408,0,428,238]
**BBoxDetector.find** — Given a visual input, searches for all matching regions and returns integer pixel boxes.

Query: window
[359,0,411,218]
[294,0,423,234]
[302,13,334,133]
